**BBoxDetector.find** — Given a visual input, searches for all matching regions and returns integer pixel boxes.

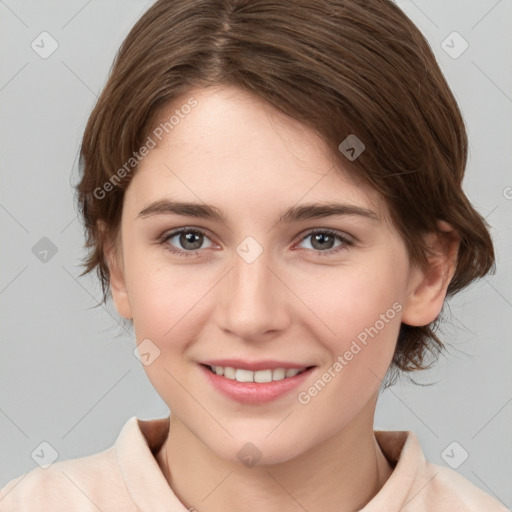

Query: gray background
[0,0,511,507]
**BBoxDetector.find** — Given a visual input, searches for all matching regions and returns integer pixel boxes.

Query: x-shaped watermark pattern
[0,0,510,509]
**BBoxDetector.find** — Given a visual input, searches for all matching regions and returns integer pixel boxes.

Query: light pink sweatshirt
[0,416,507,511]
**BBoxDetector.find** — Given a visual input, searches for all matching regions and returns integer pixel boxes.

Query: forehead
[127,85,385,218]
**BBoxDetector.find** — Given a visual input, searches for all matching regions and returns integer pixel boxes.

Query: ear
[102,224,133,320]
[401,221,459,326]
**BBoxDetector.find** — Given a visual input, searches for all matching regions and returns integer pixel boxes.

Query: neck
[156,399,392,512]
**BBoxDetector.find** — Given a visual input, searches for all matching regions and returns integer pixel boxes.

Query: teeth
[210,365,305,383]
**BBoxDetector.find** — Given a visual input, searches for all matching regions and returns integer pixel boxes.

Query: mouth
[201,363,314,383]
[199,363,317,404]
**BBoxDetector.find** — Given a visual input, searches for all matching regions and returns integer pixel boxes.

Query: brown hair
[76,0,495,377]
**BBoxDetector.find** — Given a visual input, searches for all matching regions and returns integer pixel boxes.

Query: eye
[296,229,353,255]
[158,227,353,258]
[160,228,213,257]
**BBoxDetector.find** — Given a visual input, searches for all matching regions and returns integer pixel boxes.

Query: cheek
[292,260,405,427]
[123,240,219,362]
[128,264,204,341]
[305,257,405,337]
[297,250,408,382]
[125,262,208,399]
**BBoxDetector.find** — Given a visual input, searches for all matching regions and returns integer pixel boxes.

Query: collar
[115,415,423,511]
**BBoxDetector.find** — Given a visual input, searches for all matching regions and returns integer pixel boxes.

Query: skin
[105,85,458,512]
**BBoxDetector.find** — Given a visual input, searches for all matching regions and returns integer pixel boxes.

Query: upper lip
[201,359,315,371]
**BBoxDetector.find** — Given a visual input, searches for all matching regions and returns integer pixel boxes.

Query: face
[107,85,440,465]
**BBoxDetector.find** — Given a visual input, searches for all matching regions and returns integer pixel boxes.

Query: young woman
[0,0,507,510]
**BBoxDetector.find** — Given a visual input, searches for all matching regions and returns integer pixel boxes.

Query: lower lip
[199,364,316,404]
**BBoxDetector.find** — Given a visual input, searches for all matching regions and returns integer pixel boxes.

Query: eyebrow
[137,200,379,223]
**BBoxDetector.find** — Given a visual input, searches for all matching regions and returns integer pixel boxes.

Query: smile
[206,365,308,383]
[199,363,316,404]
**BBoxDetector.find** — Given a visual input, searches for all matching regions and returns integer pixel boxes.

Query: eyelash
[158,227,354,258]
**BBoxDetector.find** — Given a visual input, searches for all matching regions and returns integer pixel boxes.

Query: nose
[214,246,291,342]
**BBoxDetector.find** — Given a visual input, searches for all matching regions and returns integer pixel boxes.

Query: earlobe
[401,222,459,327]
[103,232,133,320]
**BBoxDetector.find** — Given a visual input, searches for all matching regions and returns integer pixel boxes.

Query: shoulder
[0,418,143,512]
[367,431,508,512]
[0,446,137,512]
[417,462,508,512]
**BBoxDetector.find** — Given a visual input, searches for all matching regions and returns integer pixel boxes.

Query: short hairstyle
[76,0,495,378]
